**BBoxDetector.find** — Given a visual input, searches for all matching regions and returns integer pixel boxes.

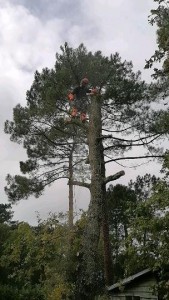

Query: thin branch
[114,159,154,169]
[98,135,113,140]
[32,125,60,147]
[104,136,162,151]
[105,155,164,164]
[102,133,160,143]
[42,176,69,188]
[102,126,133,133]
[35,165,68,179]
[33,118,68,136]
[38,160,69,169]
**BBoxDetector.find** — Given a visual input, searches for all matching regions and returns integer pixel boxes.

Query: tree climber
[68,78,97,122]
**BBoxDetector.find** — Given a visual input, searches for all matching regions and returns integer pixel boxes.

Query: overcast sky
[0,0,162,225]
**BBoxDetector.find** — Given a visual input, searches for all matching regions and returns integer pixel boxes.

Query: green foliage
[145,1,169,152]
[127,179,169,298]
[0,214,70,298]
[0,211,107,299]
[46,281,74,300]
[143,0,169,143]
[1,177,169,299]
[5,174,44,202]
[146,0,169,83]
[105,172,169,299]
[0,284,20,300]
[106,174,167,279]
[0,203,13,223]
[129,174,160,201]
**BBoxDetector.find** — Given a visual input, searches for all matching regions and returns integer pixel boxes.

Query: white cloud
[0,2,65,73]
[79,0,157,79]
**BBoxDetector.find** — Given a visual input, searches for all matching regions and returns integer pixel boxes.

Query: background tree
[145,0,169,79]
[128,176,169,299]
[106,174,161,279]
[145,0,169,145]
[1,172,169,299]
[106,184,137,281]
[0,213,74,300]
[0,212,105,300]
[0,203,13,224]
[0,204,18,299]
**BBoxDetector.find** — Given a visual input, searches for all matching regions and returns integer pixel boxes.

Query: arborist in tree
[68,77,97,122]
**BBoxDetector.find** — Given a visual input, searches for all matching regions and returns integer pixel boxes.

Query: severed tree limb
[68,181,90,189]
[68,171,125,188]
[104,170,125,185]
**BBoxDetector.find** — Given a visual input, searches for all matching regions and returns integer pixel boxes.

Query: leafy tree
[0,203,13,224]
[145,0,169,187]
[0,203,15,298]
[4,43,165,296]
[145,0,169,78]
[106,184,137,280]
[0,214,75,299]
[0,222,45,299]
[129,173,160,201]
[0,212,105,299]
[106,174,161,280]
[107,170,169,298]
[119,174,169,300]
[128,177,169,298]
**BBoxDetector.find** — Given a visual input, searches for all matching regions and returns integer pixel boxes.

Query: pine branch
[102,133,160,143]
[38,160,69,169]
[65,43,80,84]
[102,126,133,133]
[103,134,162,151]
[99,135,113,140]
[105,155,164,164]
[42,176,69,187]
[33,119,68,136]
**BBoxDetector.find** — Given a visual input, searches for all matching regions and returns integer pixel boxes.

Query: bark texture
[82,95,113,287]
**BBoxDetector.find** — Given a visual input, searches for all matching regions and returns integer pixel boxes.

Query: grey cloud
[8,0,101,44]
[9,0,84,23]
[0,0,163,225]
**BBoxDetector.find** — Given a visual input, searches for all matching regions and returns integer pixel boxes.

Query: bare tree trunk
[82,95,103,282]
[101,186,114,285]
[82,95,113,287]
[68,150,74,230]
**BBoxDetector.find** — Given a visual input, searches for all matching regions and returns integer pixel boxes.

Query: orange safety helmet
[68,93,74,101]
[81,78,89,85]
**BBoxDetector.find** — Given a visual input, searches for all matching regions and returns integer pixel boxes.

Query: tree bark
[101,187,114,285]
[82,95,113,287]
[82,95,103,282]
[68,147,74,230]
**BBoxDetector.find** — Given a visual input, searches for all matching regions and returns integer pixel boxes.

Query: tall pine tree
[4,43,164,297]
